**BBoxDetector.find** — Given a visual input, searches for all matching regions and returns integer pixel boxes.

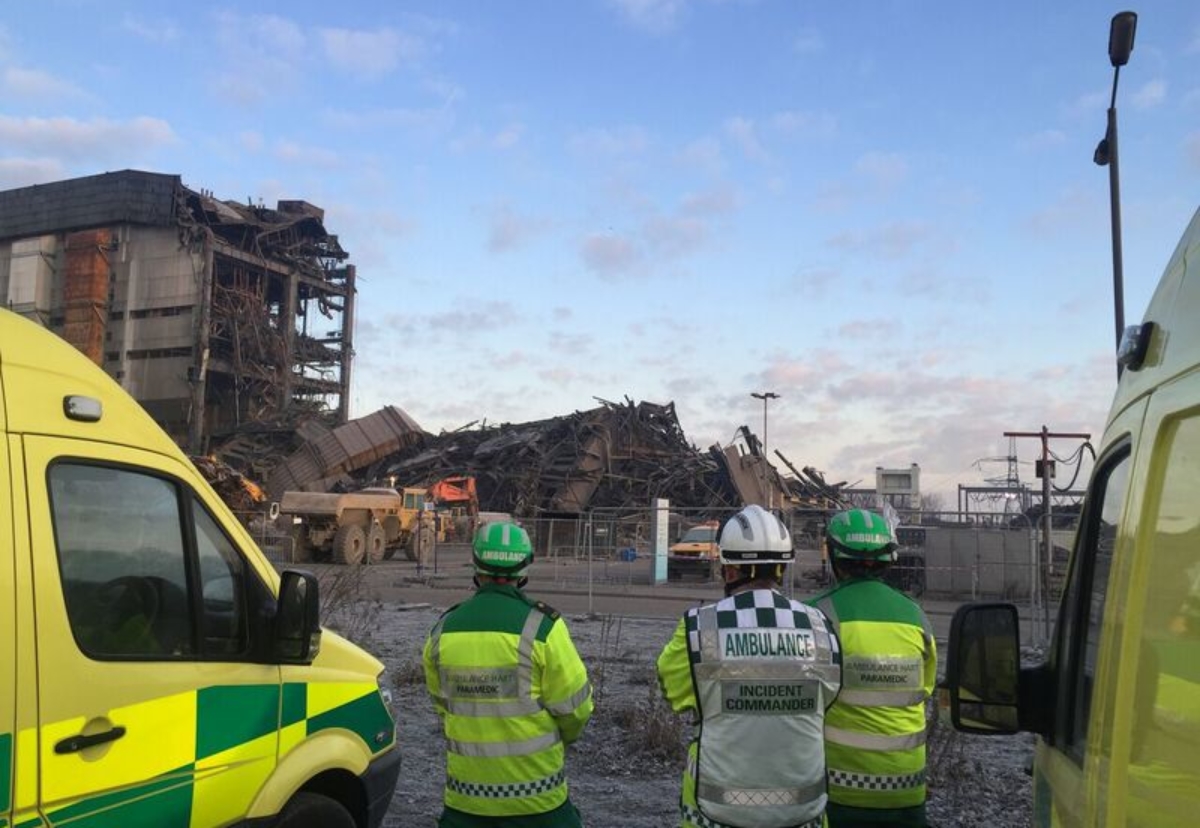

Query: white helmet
[718,504,794,565]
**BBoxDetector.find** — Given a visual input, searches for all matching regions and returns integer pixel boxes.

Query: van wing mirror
[274,570,321,664]
[945,603,1021,734]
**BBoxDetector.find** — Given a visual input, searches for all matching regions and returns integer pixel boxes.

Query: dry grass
[317,566,384,649]
[611,684,687,762]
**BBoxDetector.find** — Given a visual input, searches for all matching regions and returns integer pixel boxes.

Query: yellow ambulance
[0,308,400,827]
[944,206,1200,826]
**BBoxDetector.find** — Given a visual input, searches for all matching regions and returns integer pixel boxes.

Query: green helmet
[472,521,533,577]
[825,509,897,563]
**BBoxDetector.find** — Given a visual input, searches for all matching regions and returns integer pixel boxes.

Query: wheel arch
[245,730,371,824]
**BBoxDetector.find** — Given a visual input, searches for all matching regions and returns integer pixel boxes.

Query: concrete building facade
[0,170,355,458]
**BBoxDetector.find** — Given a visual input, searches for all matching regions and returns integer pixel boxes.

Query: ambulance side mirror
[274,570,321,664]
[945,603,1021,734]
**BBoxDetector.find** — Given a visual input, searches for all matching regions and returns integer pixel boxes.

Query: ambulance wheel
[275,792,355,828]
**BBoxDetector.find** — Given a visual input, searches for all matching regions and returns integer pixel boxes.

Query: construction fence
[518,507,1078,647]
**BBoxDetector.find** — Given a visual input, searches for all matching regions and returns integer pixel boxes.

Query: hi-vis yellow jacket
[810,577,937,812]
[423,583,593,819]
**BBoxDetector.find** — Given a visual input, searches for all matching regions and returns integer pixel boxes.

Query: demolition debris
[268,397,849,518]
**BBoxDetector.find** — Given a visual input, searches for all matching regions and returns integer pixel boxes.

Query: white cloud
[239,131,265,153]
[568,126,649,157]
[836,317,902,341]
[724,116,768,162]
[1024,188,1101,238]
[211,12,307,105]
[770,110,837,140]
[122,15,179,43]
[609,0,687,33]
[1017,129,1067,152]
[319,26,424,79]
[492,122,524,150]
[1064,90,1108,119]
[793,28,824,55]
[487,203,548,253]
[217,12,306,57]
[323,105,457,139]
[790,265,841,298]
[675,136,724,175]
[2,67,85,100]
[680,184,739,216]
[0,157,67,190]
[581,233,640,276]
[826,220,932,260]
[274,140,341,168]
[644,215,708,257]
[0,115,177,162]
[1131,78,1166,109]
[1187,133,1200,171]
[854,151,908,189]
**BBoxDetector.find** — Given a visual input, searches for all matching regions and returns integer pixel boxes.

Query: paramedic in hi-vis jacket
[809,509,937,828]
[424,521,593,828]
[657,505,843,828]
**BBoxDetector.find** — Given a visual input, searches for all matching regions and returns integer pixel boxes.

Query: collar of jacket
[476,581,526,600]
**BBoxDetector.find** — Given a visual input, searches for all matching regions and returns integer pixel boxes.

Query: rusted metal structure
[0,170,355,458]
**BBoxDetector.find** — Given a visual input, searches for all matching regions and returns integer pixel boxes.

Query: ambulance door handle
[55,725,127,754]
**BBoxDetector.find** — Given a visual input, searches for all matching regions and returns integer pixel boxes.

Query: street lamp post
[1094,10,1138,378]
[751,392,779,508]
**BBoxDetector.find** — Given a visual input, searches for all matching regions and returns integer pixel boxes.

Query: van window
[50,463,195,658]
[194,498,249,656]
[1055,445,1129,764]
[1126,414,1200,819]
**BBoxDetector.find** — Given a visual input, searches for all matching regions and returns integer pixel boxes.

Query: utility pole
[1094,11,1138,377]
[1005,426,1091,643]
[751,391,779,509]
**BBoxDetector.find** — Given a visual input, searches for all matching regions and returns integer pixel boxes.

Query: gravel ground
[327,595,1034,828]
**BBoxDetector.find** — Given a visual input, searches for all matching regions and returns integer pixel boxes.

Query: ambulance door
[1031,399,1142,827]
[25,437,282,828]
[1,429,14,828]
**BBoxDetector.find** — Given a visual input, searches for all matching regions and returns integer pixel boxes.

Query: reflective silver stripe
[447,769,565,799]
[680,804,823,828]
[828,767,925,791]
[824,725,925,751]
[518,607,543,699]
[428,619,446,707]
[814,596,840,636]
[544,681,591,716]
[837,689,927,707]
[447,730,561,758]
[443,698,544,717]
[697,778,826,806]
[696,606,721,662]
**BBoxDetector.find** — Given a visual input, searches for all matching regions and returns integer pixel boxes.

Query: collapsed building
[267,397,848,519]
[0,170,354,463]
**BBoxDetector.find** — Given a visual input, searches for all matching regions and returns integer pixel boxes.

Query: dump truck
[666,520,721,581]
[279,486,434,564]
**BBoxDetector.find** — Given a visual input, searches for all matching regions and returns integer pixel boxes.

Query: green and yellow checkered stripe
[29,681,393,828]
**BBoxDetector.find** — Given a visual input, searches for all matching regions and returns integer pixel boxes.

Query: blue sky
[3,1,1199,503]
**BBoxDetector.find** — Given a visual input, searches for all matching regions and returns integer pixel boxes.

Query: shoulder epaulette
[532,599,561,621]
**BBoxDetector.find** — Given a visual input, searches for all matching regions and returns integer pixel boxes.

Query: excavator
[426,475,480,541]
